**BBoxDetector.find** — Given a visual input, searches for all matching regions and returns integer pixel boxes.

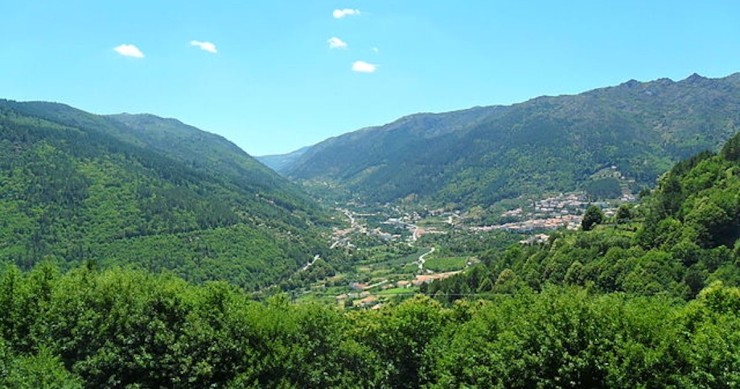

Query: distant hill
[285,73,740,206]
[256,146,311,174]
[0,99,331,290]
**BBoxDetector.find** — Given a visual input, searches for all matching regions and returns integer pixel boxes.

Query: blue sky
[1,1,739,155]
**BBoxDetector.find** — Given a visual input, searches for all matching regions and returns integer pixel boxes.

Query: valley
[3,1,740,385]
[290,201,506,307]
[286,184,638,307]
[1,77,738,388]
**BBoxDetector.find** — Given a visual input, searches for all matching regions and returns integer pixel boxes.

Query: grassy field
[377,287,416,296]
[417,216,450,227]
[424,256,469,272]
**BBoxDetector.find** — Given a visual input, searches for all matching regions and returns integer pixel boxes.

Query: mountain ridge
[282,72,740,206]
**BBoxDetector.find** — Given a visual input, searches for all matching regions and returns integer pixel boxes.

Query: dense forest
[0,264,737,388]
[0,133,738,387]
[285,73,740,207]
[0,100,333,290]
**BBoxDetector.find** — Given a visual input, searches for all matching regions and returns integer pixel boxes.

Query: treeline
[0,264,738,388]
[423,133,740,301]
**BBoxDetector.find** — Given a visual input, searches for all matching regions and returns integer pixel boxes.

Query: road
[418,247,435,271]
[301,254,320,271]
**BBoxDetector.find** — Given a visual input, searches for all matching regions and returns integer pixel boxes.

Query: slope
[0,99,331,290]
[286,73,740,206]
[424,131,740,300]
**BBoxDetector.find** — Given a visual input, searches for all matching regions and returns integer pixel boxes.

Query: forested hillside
[424,132,740,301]
[286,73,740,206]
[0,99,331,290]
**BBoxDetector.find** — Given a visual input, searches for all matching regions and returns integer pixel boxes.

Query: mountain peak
[621,79,642,88]
[684,73,708,83]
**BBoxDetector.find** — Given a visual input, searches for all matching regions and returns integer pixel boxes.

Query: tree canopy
[0,264,738,388]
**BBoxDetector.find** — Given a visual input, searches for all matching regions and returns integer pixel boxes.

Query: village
[475,192,591,232]
[312,186,635,308]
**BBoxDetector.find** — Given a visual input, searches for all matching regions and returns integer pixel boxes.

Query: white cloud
[352,60,377,73]
[328,37,348,49]
[113,44,144,58]
[190,40,218,54]
[333,8,360,19]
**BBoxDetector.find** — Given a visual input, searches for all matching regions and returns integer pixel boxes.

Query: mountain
[256,146,311,174]
[285,73,740,206]
[0,99,331,290]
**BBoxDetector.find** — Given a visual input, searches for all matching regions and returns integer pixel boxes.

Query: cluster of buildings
[472,192,591,232]
[531,193,589,217]
[473,214,583,232]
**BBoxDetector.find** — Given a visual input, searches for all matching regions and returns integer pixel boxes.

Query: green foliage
[642,149,740,250]
[0,266,385,388]
[585,177,622,199]
[0,263,738,387]
[0,343,83,388]
[423,256,468,272]
[348,295,448,388]
[0,100,332,290]
[616,203,633,223]
[426,286,740,388]
[721,131,740,162]
[581,205,605,231]
[419,229,523,258]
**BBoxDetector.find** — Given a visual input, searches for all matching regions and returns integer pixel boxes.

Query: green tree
[616,204,632,223]
[721,131,740,162]
[0,345,82,389]
[581,205,604,231]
